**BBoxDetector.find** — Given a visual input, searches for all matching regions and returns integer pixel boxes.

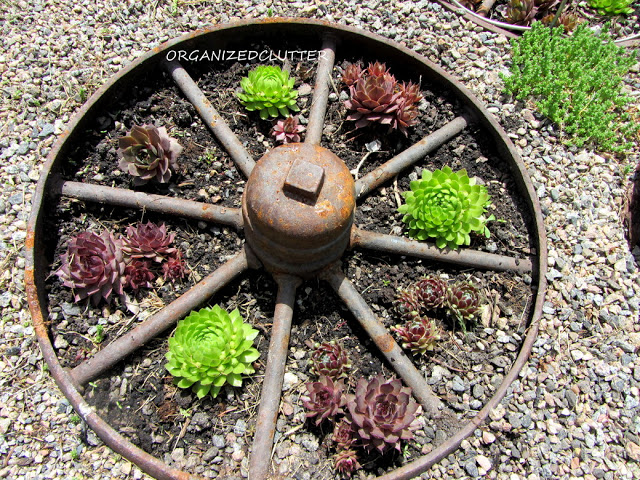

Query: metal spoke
[351,227,532,273]
[321,266,444,417]
[68,247,254,389]
[164,60,256,178]
[58,180,243,229]
[304,35,337,146]
[249,274,301,480]
[354,115,469,199]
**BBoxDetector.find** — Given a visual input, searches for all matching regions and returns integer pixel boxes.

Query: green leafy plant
[501,22,638,152]
[587,0,635,15]
[398,166,494,249]
[236,65,300,119]
[93,325,105,344]
[165,306,260,398]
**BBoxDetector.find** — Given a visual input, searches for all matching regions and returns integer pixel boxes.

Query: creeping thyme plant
[236,65,300,119]
[398,166,494,249]
[165,306,260,398]
[501,22,638,152]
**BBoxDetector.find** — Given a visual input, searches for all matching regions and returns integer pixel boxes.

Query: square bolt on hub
[283,158,325,201]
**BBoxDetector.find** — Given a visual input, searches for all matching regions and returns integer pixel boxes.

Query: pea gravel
[1,1,639,479]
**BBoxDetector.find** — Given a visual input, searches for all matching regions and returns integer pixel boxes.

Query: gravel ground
[1,1,639,479]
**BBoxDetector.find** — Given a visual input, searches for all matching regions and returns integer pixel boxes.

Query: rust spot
[24,229,35,250]
[373,333,395,353]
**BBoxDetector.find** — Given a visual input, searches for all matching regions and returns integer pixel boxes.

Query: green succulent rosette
[165,306,260,398]
[236,65,300,120]
[398,166,494,249]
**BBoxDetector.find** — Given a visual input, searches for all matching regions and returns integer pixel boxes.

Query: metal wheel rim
[25,18,548,480]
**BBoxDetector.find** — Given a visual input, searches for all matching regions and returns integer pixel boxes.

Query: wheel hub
[242,142,356,275]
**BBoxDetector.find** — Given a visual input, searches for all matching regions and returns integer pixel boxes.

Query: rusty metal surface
[304,35,336,145]
[321,267,444,418]
[351,227,533,273]
[249,274,301,480]
[59,180,243,229]
[165,60,256,178]
[243,143,355,275]
[354,115,469,199]
[69,247,250,388]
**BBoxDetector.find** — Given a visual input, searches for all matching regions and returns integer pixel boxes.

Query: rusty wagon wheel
[26,18,547,480]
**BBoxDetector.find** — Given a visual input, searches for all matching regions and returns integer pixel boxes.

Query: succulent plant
[334,448,361,477]
[345,71,400,129]
[392,81,422,135]
[122,221,176,262]
[124,259,155,291]
[271,115,305,144]
[393,286,422,320]
[415,275,448,309]
[541,12,580,32]
[311,341,351,379]
[341,62,363,87]
[398,166,494,249]
[346,375,418,453]
[117,124,182,185]
[236,65,300,119]
[397,81,423,107]
[446,281,481,326]
[587,0,634,15]
[332,418,356,450]
[344,61,422,136]
[165,306,260,398]
[56,230,126,306]
[302,375,346,426]
[505,0,537,26]
[392,317,441,355]
[162,250,187,283]
[367,61,396,80]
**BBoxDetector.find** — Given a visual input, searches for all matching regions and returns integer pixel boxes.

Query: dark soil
[43,44,538,479]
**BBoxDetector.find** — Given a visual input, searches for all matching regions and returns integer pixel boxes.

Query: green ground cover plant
[502,22,638,153]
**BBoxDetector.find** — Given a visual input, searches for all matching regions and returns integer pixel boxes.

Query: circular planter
[436,0,640,47]
[25,18,547,480]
